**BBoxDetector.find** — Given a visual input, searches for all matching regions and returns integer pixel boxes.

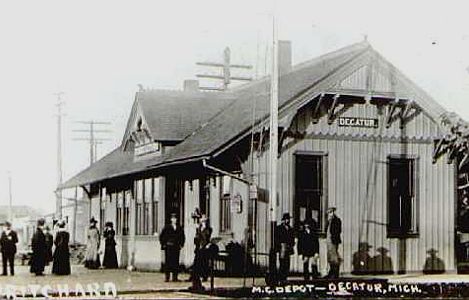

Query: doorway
[165,177,185,225]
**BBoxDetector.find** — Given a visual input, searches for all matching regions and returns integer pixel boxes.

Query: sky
[0,0,468,214]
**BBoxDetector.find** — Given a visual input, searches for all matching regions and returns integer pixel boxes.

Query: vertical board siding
[248,100,455,274]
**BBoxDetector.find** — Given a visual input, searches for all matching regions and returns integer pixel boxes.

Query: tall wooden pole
[8,172,12,223]
[55,92,64,220]
[267,14,279,284]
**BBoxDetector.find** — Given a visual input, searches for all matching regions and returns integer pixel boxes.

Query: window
[123,191,131,235]
[100,189,106,234]
[152,179,159,234]
[199,176,210,218]
[116,193,123,235]
[99,191,106,234]
[136,180,144,235]
[143,179,152,235]
[387,156,419,237]
[294,153,327,232]
[220,176,232,233]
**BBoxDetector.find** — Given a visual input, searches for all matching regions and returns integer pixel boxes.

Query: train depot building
[59,40,466,276]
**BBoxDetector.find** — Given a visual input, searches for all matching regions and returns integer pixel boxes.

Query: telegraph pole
[196,47,253,91]
[55,92,65,220]
[73,121,111,165]
[7,171,12,223]
[267,15,279,284]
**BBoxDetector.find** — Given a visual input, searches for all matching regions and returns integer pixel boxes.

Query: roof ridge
[230,40,370,93]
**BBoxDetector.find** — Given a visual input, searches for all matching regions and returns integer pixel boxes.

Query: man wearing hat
[352,242,372,275]
[30,218,47,276]
[160,213,185,282]
[325,207,342,278]
[423,248,445,274]
[297,219,320,280]
[275,212,295,282]
[371,247,394,274]
[0,221,18,276]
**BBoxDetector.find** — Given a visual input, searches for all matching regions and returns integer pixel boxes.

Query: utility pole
[267,15,279,285]
[196,47,253,91]
[7,171,12,223]
[55,92,65,220]
[73,121,111,165]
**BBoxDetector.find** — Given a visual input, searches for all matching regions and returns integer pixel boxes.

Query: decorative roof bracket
[327,94,340,124]
[385,98,400,128]
[312,93,325,124]
[400,101,421,129]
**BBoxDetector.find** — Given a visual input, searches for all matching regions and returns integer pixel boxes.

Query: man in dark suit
[159,213,185,282]
[0,222,18,276]
[326,207,342,278]
[275,213,295,283]
[30,218,47,276]
[298,219,320,280]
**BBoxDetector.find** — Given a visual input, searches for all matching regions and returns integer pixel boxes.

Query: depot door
[165,177,185,225]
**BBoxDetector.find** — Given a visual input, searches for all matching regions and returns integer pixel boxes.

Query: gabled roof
[60,40,449,190]
[122,89,236,144]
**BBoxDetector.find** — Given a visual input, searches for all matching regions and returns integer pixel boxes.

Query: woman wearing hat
[84,217,101,269]
[103,222,118,269]
[52,220,71,275]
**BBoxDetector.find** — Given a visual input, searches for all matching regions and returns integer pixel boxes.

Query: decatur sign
[338,117,379,128]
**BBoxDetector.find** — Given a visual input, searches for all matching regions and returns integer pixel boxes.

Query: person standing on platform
[325,207,342,278]
[275,213,295,283]
[298,219,320,280]
[52,220,71,275]
[0,221,18,276]
[30,218,47,276]
[84,218,101,269]
[190,215,212,291]
[103,222,118,269]
[44,226,53,266]
[159,214,185,282]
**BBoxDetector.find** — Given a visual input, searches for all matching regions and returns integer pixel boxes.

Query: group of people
[84,218,119,270]
[275,207,342,282]
[159,212,217,291]
[0,218,72,277]
[5,216,119,277]
[29,218,70,276]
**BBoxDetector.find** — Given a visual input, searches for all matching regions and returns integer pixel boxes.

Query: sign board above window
[338,117,378,128]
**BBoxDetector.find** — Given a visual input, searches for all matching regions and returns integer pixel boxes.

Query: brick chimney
[278,40,292,75]
[183,80,199,92]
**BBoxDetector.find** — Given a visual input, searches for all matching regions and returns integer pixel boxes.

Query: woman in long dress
[103,222,118,269]
[84,218,101,269]
[52,221,71,275]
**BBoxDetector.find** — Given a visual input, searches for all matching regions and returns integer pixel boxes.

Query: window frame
[386,154,420,238]
[220,176,232,233]
[293,151,328,235]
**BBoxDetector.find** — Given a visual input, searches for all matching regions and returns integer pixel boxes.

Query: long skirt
[103,245,118,269]
[52,248,71,275]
